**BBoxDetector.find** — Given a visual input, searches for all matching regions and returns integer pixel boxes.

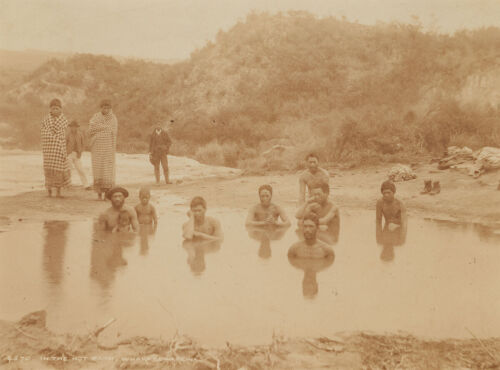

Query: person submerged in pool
[376,180,407,244]
[288,213,334,298]
[97,187,139,232]
[182,196,223,241]
[376,180,407,261]
[246,184,291,228]
[295,182,339,245]
[288,213,334,259]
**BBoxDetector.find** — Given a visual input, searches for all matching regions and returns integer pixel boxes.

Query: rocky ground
[1,311,500,369]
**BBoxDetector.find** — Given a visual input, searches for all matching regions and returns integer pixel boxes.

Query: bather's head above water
[381,180,396,202]
[258,184,273,207]
[190,196,207,223]
[306,153,319,173]
[309,183,329,205]
[303,213,319,243]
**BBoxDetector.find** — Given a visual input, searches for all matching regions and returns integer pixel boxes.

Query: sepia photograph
[1,0,500,368]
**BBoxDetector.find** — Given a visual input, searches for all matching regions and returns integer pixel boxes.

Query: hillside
[1,12,500,168]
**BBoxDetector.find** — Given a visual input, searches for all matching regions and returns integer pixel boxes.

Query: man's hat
[68,120,79,127]
[105,187,129,200]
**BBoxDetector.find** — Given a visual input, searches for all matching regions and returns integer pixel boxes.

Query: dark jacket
[66,129,85,156]
[149,130,172,155]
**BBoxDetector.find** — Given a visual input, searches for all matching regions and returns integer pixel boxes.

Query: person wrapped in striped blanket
[40,98,71,197]
[88,99,118,200]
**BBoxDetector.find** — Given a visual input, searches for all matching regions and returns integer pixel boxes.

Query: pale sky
[1,0,500,61]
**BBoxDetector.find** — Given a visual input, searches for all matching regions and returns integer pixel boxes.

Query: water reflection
[139,224,156,256]
[182,239,221,276]
[288,256,334,299]
[288,214,335,298]
[426,218,500,245]
[42,221,69,295]
[90,225,136,298]
[246,225,289,259]
[377,228,407,262]
[474,224,500,244]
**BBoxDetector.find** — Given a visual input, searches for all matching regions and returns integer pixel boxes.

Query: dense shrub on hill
[2,12,500,168]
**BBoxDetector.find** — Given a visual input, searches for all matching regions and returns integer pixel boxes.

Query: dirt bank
[0,161,499,228]
[1,310,499,369]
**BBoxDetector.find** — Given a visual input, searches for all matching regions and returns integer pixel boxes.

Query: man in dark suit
[149,122,172,184]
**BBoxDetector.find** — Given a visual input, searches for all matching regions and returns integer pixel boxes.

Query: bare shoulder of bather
[117,205,139,231]
[287,241,304,258]
[194,216,223,240]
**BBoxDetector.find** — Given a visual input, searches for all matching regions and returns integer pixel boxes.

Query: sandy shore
[0,151,499,227]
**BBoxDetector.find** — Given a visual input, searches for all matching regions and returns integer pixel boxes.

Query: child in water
[112,210,132,233]
[135,187,158,228]
[376,180,407,246]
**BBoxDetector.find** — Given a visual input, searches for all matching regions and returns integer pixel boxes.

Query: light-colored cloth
[41,113,71,188]
[68,151,88,187]
[88,111,117,193]
[388,164,416,182]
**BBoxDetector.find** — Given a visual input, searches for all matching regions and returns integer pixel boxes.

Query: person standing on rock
[40,98,71,198]
[89,99,117,200]
[149,122,172,185]
[66,120,90,189]
[299,153,330,205]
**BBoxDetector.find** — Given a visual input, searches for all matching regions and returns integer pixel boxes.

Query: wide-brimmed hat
[105,187,129,200]
[68,120,79,127]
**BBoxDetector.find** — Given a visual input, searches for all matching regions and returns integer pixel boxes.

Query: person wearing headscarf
[40,98,71,197]
[149,122,172,184]
[88,99,118,200]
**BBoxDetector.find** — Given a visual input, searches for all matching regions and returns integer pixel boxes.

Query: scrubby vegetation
[1,12,500,169]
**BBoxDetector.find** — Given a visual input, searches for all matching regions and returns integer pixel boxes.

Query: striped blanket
[89,111,117,193]
[41,113,71,188]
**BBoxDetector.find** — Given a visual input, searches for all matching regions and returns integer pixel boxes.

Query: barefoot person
[97,187,139,232]
[149,123,172,185]
[89,99,118,200]
[66,120,90,189]
[296,183,339,229]
[135,187,158,228]
[299,153,329,205]
[288,213,334,259]
[246,185,291,227]
[182,196,223,241]
[376,180,407,246]
[40,98,71,197]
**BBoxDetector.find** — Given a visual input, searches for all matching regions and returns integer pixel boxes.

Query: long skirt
[91,132,115,193]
